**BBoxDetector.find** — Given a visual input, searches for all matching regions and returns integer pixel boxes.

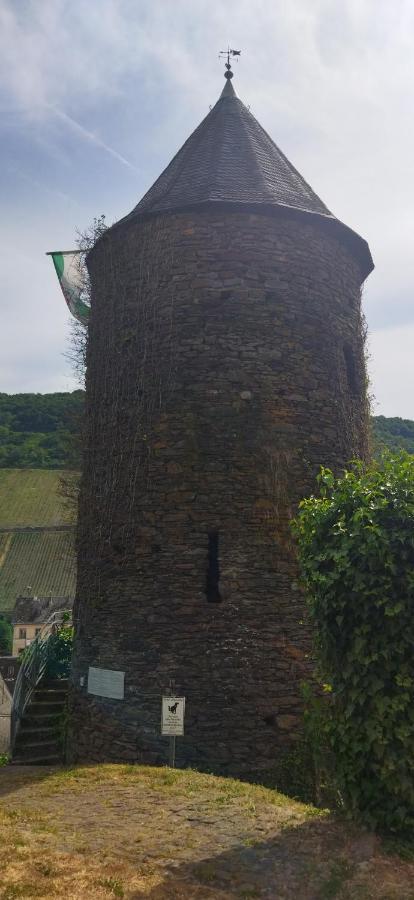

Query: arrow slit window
[343,343,359,396]
[206,531,222,602]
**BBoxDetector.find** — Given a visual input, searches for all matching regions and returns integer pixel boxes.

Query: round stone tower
[69,72,373,779]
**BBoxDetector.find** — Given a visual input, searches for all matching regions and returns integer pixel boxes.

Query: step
[17,726,59,742]
[34,682,68,697]
[13,740,61,760]
[11,753,62,766]
[33,691,67,703]
[24,712,61,727]
[34,684,68,695]
[29,701,66,715]
[14,737,60,751]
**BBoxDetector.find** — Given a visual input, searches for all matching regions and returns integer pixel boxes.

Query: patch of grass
[73,843,91,854]
[318,859,356,899]
[97,877,124,897]
[9,835,27,849]
[193,862,217,884]
[2,806,54,833]
[1,885,45,899]
[33,860,55,877]
[382,835,414,862]
[2,763,414,900]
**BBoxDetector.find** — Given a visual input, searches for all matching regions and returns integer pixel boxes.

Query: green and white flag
[48,251,90,324]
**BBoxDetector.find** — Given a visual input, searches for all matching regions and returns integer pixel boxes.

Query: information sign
[87,666,125,700]
[161,696,185,736]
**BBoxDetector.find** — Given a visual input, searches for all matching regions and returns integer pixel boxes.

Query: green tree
[0,616,12,654]
[372,416,414,456]
[45,622,73,679]
[0,391,84,469]
[292,453,414,834]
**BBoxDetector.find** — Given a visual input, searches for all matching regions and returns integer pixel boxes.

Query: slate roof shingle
[113,78,373,280]
[132,80,331,219]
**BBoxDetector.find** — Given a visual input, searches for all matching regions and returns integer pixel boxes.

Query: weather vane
[219,47,241,80]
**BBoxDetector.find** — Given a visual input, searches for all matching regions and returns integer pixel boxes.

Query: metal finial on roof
[219,47,241,80]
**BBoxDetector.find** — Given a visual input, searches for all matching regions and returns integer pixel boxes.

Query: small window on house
[206,531,222,602]
[343,343,359,396]
[18,648,25,656]
[19,628,26,640]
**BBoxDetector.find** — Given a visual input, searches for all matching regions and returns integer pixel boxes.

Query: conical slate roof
[132,79,331,219]
[119,78,373,279]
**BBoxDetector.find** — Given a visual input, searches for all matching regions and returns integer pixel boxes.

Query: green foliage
[45,624,73,679]
[0,753,9,766]
[300,682,339,807]
[268,684,338,807]
[0,615,12,653]
[97,878,124,898]
[372,415,414,457]
[0,391,83,469]
[266,738,317,804]
[292,453,414,834]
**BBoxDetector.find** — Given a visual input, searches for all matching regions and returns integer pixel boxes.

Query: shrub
[292,453,414,834]
[45,623,73,679]
[0,616,12,654]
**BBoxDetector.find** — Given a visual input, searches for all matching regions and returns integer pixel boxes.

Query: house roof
[11,596,73,626]
[117,76,373,280]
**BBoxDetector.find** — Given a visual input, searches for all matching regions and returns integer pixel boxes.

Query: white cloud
[50,107,137,171]
[0,0,413,414]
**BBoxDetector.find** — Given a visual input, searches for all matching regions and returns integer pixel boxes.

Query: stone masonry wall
[68,210,369,779]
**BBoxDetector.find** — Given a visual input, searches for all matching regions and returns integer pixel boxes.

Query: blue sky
[1,0,414,416]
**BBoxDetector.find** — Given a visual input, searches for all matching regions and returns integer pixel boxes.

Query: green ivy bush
[45,623,73,679]
[292,453,414,834]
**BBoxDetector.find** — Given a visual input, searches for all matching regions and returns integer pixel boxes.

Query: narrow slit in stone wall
[206,531,221,603]
[343,343,359,396]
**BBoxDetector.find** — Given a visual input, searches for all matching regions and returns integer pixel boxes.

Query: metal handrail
[10,609,72,751]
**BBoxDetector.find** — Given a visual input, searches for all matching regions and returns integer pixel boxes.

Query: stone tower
[69,71,373,779]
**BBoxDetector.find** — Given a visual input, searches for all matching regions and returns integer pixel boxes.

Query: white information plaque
[161,696,185,736]
[87,666,125,700]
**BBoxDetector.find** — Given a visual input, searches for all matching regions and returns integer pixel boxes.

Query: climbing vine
[292,453,414,834]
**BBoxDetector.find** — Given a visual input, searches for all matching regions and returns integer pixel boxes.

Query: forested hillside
[372,415,414,455]
[1,391,413,467]
[0,391,83,468]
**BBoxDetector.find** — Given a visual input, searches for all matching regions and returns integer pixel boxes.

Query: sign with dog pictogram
[161,696,185,735]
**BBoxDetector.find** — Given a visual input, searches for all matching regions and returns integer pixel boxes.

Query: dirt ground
[0,764,413,899]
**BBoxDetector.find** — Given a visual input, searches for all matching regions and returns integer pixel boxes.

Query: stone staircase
[12,678,68,765]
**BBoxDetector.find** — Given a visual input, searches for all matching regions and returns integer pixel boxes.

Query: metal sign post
[169,735,176,768]
[161,683,185,768]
